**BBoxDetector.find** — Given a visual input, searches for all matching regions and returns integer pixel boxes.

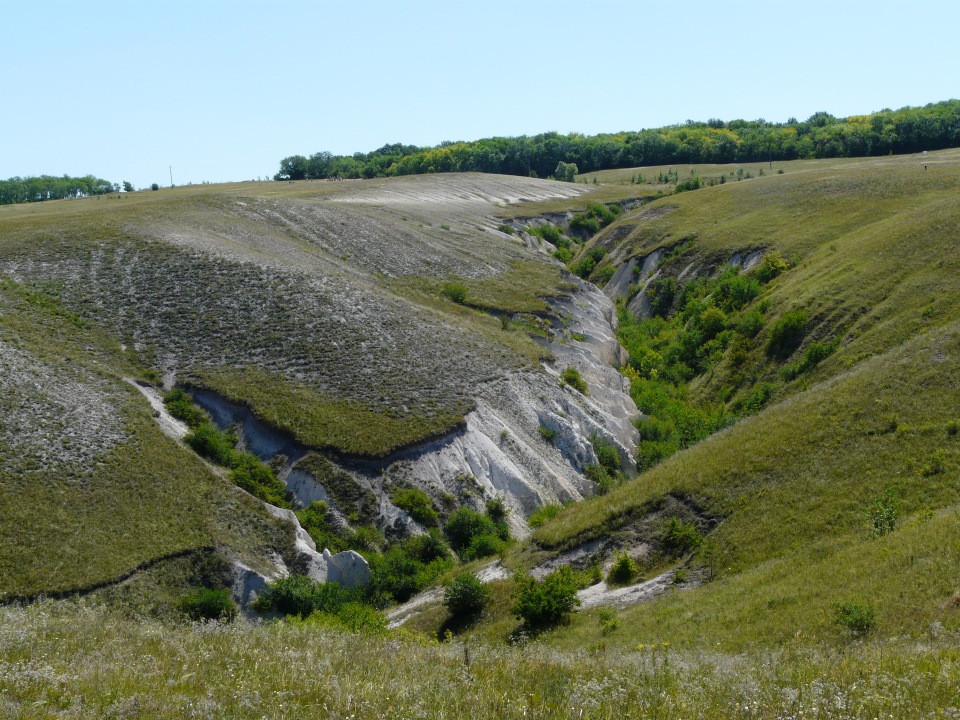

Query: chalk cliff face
[202,275,640,544]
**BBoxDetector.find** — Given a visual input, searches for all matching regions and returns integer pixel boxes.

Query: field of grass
[2,600,958,719]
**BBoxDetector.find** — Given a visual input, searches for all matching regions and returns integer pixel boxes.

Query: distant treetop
[275,99,960,181]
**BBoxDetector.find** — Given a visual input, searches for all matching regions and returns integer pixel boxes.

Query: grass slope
[520,148,960,647]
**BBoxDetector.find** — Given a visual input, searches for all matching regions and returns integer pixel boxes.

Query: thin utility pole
[169,166,174,187]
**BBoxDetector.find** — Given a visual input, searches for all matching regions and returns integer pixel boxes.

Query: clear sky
[2,0,958,189]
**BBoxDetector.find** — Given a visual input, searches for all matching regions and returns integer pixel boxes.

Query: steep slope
[0,174,641,597]
[510,149,960,646]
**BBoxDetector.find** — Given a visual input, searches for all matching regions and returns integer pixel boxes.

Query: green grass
[515,149,960,648]
[0,280,293,598]
[2,600,959,718]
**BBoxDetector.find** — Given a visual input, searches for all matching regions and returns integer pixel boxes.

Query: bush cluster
[169,389,290,507]
[512,566,581,628]
[444,573,491,620]
[177,588,237,622]
[392,488,439,527]
[662,517,703,556]
[443,503,510,562]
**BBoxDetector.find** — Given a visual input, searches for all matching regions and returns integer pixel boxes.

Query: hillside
[2,151,960,717]
[0,173,647,600]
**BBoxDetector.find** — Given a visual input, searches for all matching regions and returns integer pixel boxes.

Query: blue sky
[2,0,958,188]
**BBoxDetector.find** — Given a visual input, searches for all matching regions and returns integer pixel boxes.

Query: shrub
[392,488,439,527]
[560,366,588,394]
[512,566,581,628]
[464,533,508,561]
[444,507,497,553]
[597,607,620,635]
[766,309,808,359]
[527,504,563,528]
[497,223,514,235]
[528,223,565,246]
[921,449,947,477]
[178,588,237,622]
[444,573,491,620]
[184,422,237,466]
[485,497,508,526]
[743,382,778,412]
[230,452,290,508]
[552,246,573,263]
[442,281,468,305]
[782,340,837,380]
[368,540,453,605]
[297,501,347,553]
[753,251,789,284]
[330,602,387,634]
[607,552,638,586]
[162,388,208,428]
[870,489,899,537]
[150,183,159,191]
[590,435,621,473]
[737,310,764,338]
[662,517,703,555]
[569,213,600,234]
[253,575,357,618]
[675,176,702,193]
[595,265,615,285]
[834,600,877,635]
[538,424,558,442]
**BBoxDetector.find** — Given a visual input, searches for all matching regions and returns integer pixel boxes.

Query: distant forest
[0,175,116,206]
[275,100,960,181]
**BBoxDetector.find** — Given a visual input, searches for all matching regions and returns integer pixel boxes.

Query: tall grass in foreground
[1,602,958,719]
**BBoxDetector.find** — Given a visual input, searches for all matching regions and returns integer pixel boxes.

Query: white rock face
[323,549,372,589]
[381,277,641,537]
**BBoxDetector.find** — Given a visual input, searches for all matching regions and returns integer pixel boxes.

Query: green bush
[527,504,563,528]
[392,488,439,527]
[163,388,208,428]
[253,575,358,618]
[329,601,388,634]
[297,501,348,553]
[497,223,514,235]
[782,340,837,380]
[834,600,877,635]
[737,309,765,338]
[561,366,588,394]
[870,489,899,537]
[595,265,615,285]
[512,566,581,628]
[184,422,237,466]
[752,251,789,284]
[528,223,565,246]
[177,588,237,622]
[552,246,573,263]
[538,424,558,442]
[607,552,638,586]
[569,213,600,234]
[444,507,497,553]
[444,573,491,620]
[368,540,453,605]
[464,533,507,561]
[662,517,703,556]
[442,281,468,305]
[675,176,702,193]
[230,452,290,508]
[590,435,621,473]
[767,308,808,359]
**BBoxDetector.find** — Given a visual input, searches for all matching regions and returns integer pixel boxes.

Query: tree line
[275,100,960,181]
[0,175,116,205]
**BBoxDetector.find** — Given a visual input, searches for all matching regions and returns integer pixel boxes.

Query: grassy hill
[2,152,959,717]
